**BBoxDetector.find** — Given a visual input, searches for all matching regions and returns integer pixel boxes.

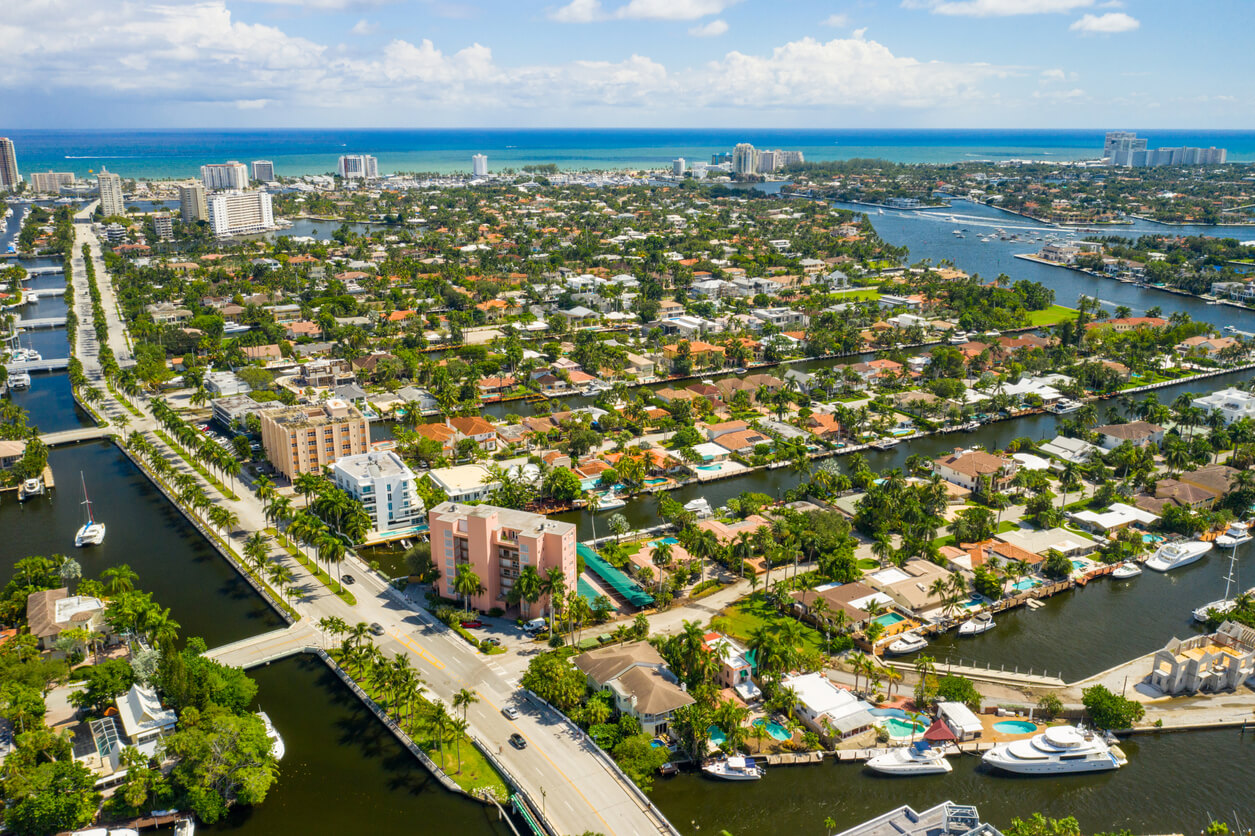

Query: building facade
[200,161,250,190]
[427,502,577,614]
[97,168,125,216]
[732,143,757,176]
[0,137,18,189]
[30,171,74,193]
[259,399,370,481]
[251,160,276,182]
[338,154,379,179]
[153,213,173,241]
[179,182,208,223]
[207,190,276,236]
[471,154,488,176]
[333,451,423,533]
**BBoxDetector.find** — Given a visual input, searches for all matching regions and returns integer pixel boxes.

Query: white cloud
[550,0,738,21]
[350,19,379,35]
[550,0,603,22]
[1070,12,1139,32]
[689,19,728,36]
[820,13,850,27]
[235,99,274,109]
[244,0,394,7]
[1040,68,1066,81]
[903,0,1093,16]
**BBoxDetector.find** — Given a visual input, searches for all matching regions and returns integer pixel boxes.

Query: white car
[502,707,520,720]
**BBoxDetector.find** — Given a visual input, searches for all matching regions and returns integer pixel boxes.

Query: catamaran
[1192,544,1249,623]
[74,472,106,547]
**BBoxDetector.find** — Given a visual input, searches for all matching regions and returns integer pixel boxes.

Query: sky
[0,0,1250,129]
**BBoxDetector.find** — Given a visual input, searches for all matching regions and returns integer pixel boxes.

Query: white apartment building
[179,182,208,223]
[30,171,75,193]
[0,138,18,189]
[672,158,686,176]
[338,154,379,179]
[153,213,173,241]
[251,160,276,182]
[472,154,488,177]
[97,168,125,217]
[207,190,276,236]
[1192,388,1255,425]
[200,161,250,191]
[332,450,423,533]
[732,143,758,176]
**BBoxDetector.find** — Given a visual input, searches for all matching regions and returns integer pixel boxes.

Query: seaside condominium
[259,399,370,482]
[332,451,423,533]
[0,138,18,189]
[200,161,250,191]
[472,154,488,177]
[251,160,276,182]
[338,154,379,180]
[30,171,75,193]
[428,501,577,616]
[207,190,276,236]
[97,168,125,217]
[179,182,208,223]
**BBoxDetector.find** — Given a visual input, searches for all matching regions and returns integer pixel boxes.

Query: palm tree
[430,701,452,767]
[453,564,484,613]
[244,532,270,572]
[453,688,479,723]
[539,567,566,633]
[101,564,138,596]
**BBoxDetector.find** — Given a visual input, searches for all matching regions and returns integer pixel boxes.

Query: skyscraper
[179,182,208,223]
[251,160,276,182]
[200,161,250,191]
[97,168,125,217]
[672,158,686,176]
[338,154,378,179]
[207,191,275,236]
[0,138,19,189]
[472,154,488,177]
[30,171,75,193]
[732,143,758,176]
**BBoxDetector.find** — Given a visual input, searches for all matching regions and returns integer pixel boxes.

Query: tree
[1082,684,1144,730]
[611,733,670,792]
[520,652,586,713]
[1003,814,1082,836]
[453,687,479,722]
[2,758,101,836]
[541,467,582,503]
[160,705,277,824]
[453,564,484,613]
[67,658,135,715]
[935,674,982,710]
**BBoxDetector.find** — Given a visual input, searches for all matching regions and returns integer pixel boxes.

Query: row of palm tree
[149,397,243,492]
[254,474,351,588]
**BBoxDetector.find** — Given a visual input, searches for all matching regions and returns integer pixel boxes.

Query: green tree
[160,705,277,824]
[1081,684,1144,730]
[1,758,101,836]
[520,652,586,713]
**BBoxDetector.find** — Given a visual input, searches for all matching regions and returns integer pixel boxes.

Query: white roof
[428,464,496,494]
[692,442,727,460]
[1011,452,1052,471]
[115,684,177,740]
[937,701,982,733]
[1072,502,1158,530]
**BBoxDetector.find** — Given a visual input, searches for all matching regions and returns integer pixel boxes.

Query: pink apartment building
[428,502,577,615]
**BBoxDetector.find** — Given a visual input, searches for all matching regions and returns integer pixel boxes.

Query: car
[460,619,483,628]
[523,617,547,633]
[368,622,385,636]
[501,707,519,720]
[509,733,527,749]
[481,637,501,647]
[341,574,356,585]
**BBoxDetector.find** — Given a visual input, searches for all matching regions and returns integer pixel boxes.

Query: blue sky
[0,0,1249,128]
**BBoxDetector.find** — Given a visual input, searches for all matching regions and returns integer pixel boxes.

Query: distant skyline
[0,0,1250,129]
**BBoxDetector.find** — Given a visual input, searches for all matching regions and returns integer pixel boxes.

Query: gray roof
[333,383,369,401]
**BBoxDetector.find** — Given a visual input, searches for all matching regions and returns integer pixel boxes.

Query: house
[866,560,957,615]
[1039,435,1100,463]
[115,684,178,745]
[788,582,891,632]
[572,642,694,735]
[937,701,982,741]
[625,352,655,379]
[712,428,772,456]
[427,464,499,502]
[0,439,27,470]
[25,588,107,652]
[932,448,1018,492]
[1142,464,1239,512]
[1071,502,1159,534]
[554,306,601,328]
[1149,621,1255,695]
[204,370,250,398]
[1178,335,1241,359]
[1192,388,1255,424]
[146,302,192,324]
[285,320,324,340]
[995,526,1096,557]
[447,416,499,452]
[1084,316,1168,333]
[1095,421,1164,450]
[703,633,759,701]
[782,672,875,742]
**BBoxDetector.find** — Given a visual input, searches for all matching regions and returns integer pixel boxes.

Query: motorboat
[701,755,764,781]
[870,438,900,451]
[18,477,44,501]
[1145,540,1212,572]
[865,740,953,776]
[594,493,626,511]
[74,472,106,547]
[1046,399,1084,415]
[981,725,1127,775]
[9,371,31,389]
[948,332,969,345]
[1192,546,1246,623]
[258,710,285,759]
[683,497,714,519]
[958,612,995,637]
[1215,522,1252,547]
[1112,561,1142,579]
[885,633,928,655]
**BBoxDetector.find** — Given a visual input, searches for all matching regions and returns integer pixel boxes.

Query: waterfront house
[572,642,694,735]
[995,526,1096,557]
[25,588,108,653]
[703,632,760,701]
[932,449,1018,492]
[1191,387,1255,424]
[1039,435,1099,464]
[1095,421,1164,450]
[0,439,27,470]
[782,672,875,742]
[787,581,890,632]
[115,683,178,745]
[866,560,956,616]
[1071,502,1159,534]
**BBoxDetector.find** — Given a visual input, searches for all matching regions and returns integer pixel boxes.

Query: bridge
[40,425,114,446]
[204,623,319,669]
[16,316,66,328]
[5,358,70,372]
[21,288,67,300]
[23,265,64,276]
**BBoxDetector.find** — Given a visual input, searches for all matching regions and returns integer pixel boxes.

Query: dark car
[509,733,527,749]
[481,637,501,647]
[461,619,483,628]
[341,574,356,585]
[369,622,385,636]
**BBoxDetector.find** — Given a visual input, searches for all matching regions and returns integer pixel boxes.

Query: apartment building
[472,154,488,176]
[338,154,378,179]
[259,399,369,481]
[207,190,276,236]
[251,160,276,182]
[97,168,125,217]
[332,451,422,533]
[200,161,250,191]
[0,137,18,189]
[427,502,577,615]
[30,171,74,193]
[179,182,208,223]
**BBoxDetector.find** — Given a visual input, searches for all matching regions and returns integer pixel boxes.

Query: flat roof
[334,450,413,481]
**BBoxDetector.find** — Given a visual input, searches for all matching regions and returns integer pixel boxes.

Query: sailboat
[74,472,106,547]
[1192,544,1247,623]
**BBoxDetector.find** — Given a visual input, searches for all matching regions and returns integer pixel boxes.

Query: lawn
[833,288,882,303]
[720,595,827,654]
[932,519,1019,549]
[857,558,881,571]
[1025,304,1078,327]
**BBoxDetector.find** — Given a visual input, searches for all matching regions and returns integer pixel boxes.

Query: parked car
[461,619,483,629]
[369,622,385,636]
[341,574,356,585]
[509,733,527,749]
[501,706,519,720]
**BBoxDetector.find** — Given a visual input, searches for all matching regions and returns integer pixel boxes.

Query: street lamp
[540,787,546,819]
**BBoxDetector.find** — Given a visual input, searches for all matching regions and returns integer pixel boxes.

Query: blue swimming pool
[869,708,911,720]
[993,720,1037,734]
[873,612,905,628]
[1142,533,1165,544]
[698,464,723,471]
[883,717,927,738]
[752,719,791,741]
[1071,559,1087,571]
[649,537,680,547]
[707,725,726,746]
[1011,578,1040,592]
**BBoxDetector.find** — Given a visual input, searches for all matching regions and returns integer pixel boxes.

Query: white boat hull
[1216,534,1252,547]
[1145,541,1211,572]
[885,635,928,655]
[865,749,952,776]
[1112,563,1142,579]
[958,618,995,636]
[75,522,106,547]
[982,750,1123,774]
[1192,600,1235,623]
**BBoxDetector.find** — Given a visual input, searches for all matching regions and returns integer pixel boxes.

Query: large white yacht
[1192,547,1251,623]
[258,710,285,759]
[1145,540,1212,572]
[1216,522,1252,547]
[865,741,953,776]
[982,725,1126,775]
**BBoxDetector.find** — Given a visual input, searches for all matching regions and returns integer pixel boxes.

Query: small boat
[258,710,285,759]
[701,755,763,781]
[885,633,928,655]
[958,612,995,636]
[1046,399,1083,415]
[1215,522,1252,547]
[1145,540,1212,572]
[1112,561,1142,579]
[9,370,31,389]
[1224,325,1237,332]
[658,762,678,776]
[74,472,106,547]
[870,438,900,451]
[595,493,626,511]
[865,740,952,776]
[18,477,45,501]
[982,725,1126,775]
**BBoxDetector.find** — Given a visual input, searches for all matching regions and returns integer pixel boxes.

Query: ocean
[6,128,1255,181]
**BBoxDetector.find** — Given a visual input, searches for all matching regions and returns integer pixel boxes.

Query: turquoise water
[873,612,905,628]
[1143,534,1165,544]
[993,720,1038,734]
[649,537,680,547]
[869,708,912,720]
[883,717,927,738]
[1071,559,1087,571]
[751,719,791,741]
[708,726,727,746]
[698,465,723,471]
[644,477,669,486]
[1012,579,1040,592]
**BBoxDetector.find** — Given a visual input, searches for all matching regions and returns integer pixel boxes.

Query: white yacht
[594,493,626,511]
[865,740,953,776]
[1216,522,1252,547]
[18,477,44,501]
[1191,546,1247,623]
[701,756,763,781]
[958,612,995,637]
[9,370,31,389]
[948,332,969,345]
[1111,561,1142,579]
[258,710,285,759]
[683,497,714,519]
[886,633,928,655]
[1046,399,1084,415]
[74,472,106,547]
[982,725,1127,775]
[1145,540,1212,572]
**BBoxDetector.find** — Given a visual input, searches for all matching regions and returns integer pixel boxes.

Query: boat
[258,710,285,759]
[865,740,953,776]
[870,438,900,451]
[1224,324,1237,332]
[594,493,626,511]
[1145,540,1212,572]
[1112,561,1142,579]
[701,755,764,781]
[74,472,106,547]
[9,370,31,389]
[948,332,969,345]
[683,497,713,519]
[658,761,678,776]
[1191,545,1246,623]
[885,632,928,655]
[18,477,44,501]
[958,612,995,636]
[1215,522,1252,547]
[960,421,980,433]
[982,725,1126,775]
[1046,399,1083,415]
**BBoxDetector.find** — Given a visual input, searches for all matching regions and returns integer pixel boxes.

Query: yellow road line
[391,629,446,670]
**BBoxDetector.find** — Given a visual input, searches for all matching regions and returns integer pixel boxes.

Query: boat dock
[885,658,1066,688]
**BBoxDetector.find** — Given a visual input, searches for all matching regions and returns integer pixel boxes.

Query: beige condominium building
[259,399,369,481]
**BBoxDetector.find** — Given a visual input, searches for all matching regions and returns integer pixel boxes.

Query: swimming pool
[707,725,726,746]
[1011,578,1040,592]
[1142,533,1165,544]
[873,612,905,628]
[993,720,1037,734]
[1071,559,1087,572]
[697,464,723,471]
[649,537,680,547]
[883,717,927,738]
[752,719,791,741]
[644,477,669,486]
[869,708,911,720]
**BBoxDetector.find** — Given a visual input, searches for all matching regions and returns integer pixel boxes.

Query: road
[66,206,673,836]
